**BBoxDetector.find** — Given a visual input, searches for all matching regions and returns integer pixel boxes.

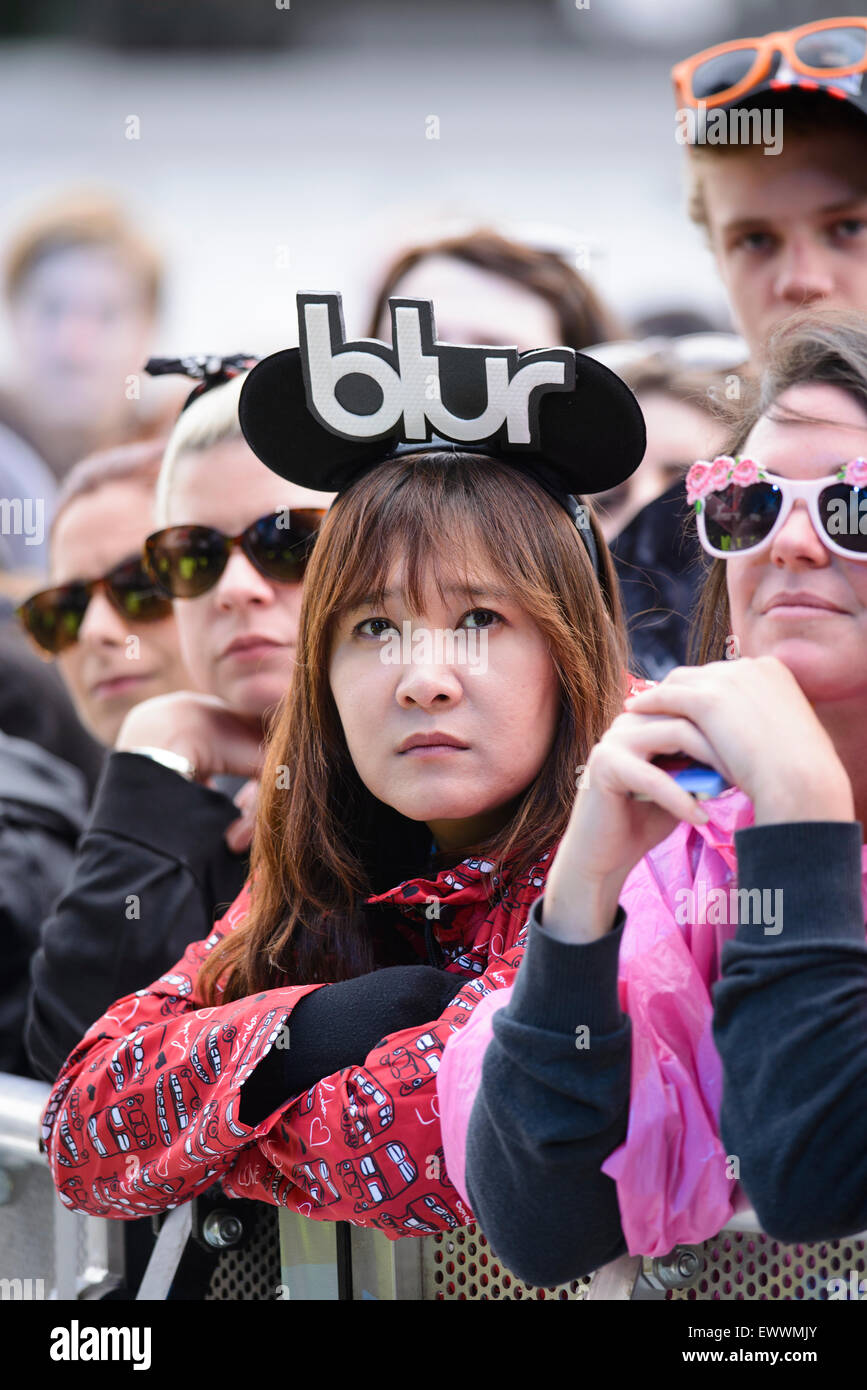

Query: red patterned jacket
[41,850,553,1238]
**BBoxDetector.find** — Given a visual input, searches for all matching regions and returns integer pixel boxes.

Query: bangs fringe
[325,452,575,627]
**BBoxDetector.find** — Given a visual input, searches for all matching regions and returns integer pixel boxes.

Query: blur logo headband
[299,293,574,450]
[238,292,646,504]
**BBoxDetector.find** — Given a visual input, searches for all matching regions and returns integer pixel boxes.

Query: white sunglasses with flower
[686,454,867,561]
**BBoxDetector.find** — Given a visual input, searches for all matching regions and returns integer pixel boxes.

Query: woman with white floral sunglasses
[437,310,867,1286]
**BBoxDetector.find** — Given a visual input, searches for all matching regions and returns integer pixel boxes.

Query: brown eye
[355,617,396,638]
[461,609,499,630]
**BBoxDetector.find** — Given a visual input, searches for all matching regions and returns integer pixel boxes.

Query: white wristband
[126,746,198,782]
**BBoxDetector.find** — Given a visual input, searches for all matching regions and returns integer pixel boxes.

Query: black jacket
[611,476,706,680]
[0,612,105,797]
[0,731,89,1075]
[26,751,246,1082]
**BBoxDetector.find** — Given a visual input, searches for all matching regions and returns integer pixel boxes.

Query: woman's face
[11,246,154,427]
[328,559,561,851]
[726,382,867,704]
[52,479,187,745]
[166,438,334,719]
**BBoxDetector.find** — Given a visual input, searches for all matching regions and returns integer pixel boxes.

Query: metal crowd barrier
[2,1071,865,1302]
[276,1210,867,1302]
[0,1073,125,1300]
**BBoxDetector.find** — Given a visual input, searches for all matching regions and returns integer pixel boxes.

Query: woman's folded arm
[460,897,631,1287]
[713,820,867,1243]
[42,883,473,1229]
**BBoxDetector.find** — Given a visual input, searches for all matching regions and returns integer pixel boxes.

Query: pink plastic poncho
[438,789,867,1255]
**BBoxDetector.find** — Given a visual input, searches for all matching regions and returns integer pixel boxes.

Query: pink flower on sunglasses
[708,456,735,490]
[686,461,714,505]
[842,457,867,488]
[731,456,759,488]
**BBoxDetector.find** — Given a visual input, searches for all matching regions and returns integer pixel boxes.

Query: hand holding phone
[634,756,730,803]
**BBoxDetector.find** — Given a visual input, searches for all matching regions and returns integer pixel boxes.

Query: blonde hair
[154,372,248,525]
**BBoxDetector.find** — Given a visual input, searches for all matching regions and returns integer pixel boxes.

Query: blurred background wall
[0,0,860,359]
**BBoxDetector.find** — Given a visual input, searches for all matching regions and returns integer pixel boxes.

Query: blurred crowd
[3,12,867,1301]
[0,195,735,809]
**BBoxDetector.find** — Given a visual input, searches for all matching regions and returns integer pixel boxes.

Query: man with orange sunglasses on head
[672,16,867,362]
[615,17,867,680]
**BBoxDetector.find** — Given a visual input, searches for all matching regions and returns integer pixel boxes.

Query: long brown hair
[199,450,627,1004]
[691,311,867,664]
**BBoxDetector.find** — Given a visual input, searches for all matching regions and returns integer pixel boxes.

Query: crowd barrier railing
[0,1072,125,1301]
[3,1070,865,1302]
[275,1208,867,1302]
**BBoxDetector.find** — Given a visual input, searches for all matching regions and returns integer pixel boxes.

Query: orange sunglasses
[672,16,867,110]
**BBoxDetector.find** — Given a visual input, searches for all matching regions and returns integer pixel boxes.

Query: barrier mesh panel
[666,1231,867,1300]
[0,1164,56,1290]
[205,1202,282,1301]
[422,1222,594,1301]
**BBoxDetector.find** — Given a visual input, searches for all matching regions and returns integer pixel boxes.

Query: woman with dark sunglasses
[5,442,185,1096]
[112,369,332,849]
[438,311,867,1286]
[17,438,187,746]
[26,369,332,1087]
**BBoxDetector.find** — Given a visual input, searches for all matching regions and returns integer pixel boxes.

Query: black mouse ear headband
[238,294,646,577]
[145,353,258,411]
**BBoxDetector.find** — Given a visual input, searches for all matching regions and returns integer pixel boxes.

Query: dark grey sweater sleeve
[713,820,867,1243]
[464,899,630,1288]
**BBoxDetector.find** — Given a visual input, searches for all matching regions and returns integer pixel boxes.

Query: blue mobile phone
[669,763,729,801]
[635,756,730,802]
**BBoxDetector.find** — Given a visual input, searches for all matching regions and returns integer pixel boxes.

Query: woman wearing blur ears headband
[39,292,647,1235]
